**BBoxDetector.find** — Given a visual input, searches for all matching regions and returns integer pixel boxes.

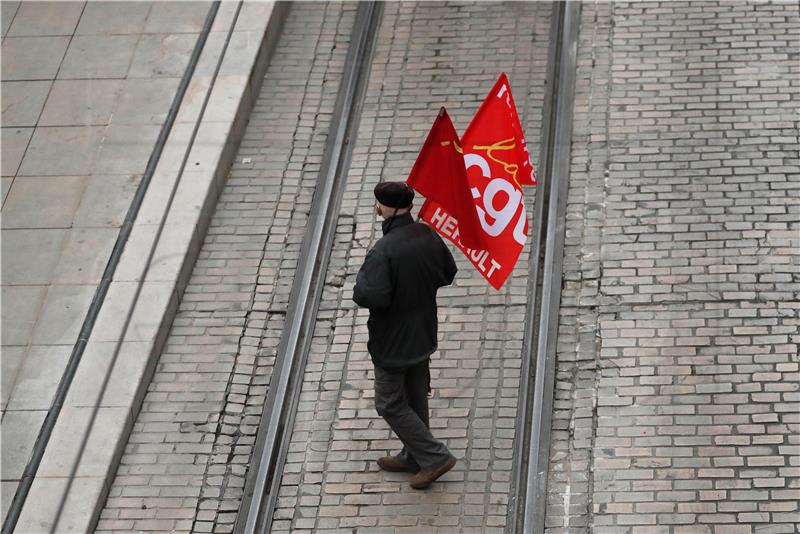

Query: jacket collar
[381,212,413,235]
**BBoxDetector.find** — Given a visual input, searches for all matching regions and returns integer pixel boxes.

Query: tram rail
[508,2,581,533]
[234,4,383,533]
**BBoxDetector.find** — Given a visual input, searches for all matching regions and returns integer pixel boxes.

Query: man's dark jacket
[353,213,457,369]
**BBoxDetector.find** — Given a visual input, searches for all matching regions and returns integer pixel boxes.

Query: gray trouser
[373,359,451,470]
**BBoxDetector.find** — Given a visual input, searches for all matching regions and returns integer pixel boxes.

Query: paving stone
[0,480,17,522]
[0,346,26,412]
[30,284,97,345]
[0,1,19,38]
[6,344,71,411]
[0,409,47,480]
[0,228,66,285]
[143,2,213,34]
[5,0,83,37]
[72,174,142,228]
[129,33,198,79]
[51,227,119,284]
[111,78,181,125]
[18,126,105,176]
[0,81,51,127]
[0,285,47,346]
[75,2,152,36]
[0,36,70,81]
[39,79,123,127]
[59,35,140,79]
[94,124,161,175]
[1,177,12,205]
[1,176,86,229]
[1,127,33,176]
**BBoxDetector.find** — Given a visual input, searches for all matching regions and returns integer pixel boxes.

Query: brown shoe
[409,455,457,489]
[377,455,420,473]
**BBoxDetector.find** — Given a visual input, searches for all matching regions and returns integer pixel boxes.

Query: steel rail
[234,3,383,533]
[1,4,222,532]
[509,2,581,533]
[506,4,561,529]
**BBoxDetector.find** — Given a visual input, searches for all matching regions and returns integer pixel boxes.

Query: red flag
[425,74,533,289]
[406,108,485,249]
[464,72,536,187]
[408,75,536,290]
[434,73,532,288]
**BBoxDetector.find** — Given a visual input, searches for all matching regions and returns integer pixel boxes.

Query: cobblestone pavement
[270,3,551,533]
[97,3,354,532]
[547,2,799,533]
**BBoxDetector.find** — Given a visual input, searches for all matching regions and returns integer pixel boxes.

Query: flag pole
[414,106,447,223]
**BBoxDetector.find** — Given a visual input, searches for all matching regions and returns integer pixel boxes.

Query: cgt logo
[465,151,527,246]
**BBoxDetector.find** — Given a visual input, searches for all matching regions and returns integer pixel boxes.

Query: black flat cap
[374,181,414,209]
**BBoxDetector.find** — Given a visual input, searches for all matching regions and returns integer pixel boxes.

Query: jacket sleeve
[441,241,457,287]
[353,247,393,310]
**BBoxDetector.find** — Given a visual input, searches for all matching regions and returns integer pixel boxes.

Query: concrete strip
[13,2,288,531]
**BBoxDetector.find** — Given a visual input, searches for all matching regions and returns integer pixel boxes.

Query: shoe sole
[409,456,457,489]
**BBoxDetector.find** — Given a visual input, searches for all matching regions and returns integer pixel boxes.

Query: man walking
[353,181,458,490]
